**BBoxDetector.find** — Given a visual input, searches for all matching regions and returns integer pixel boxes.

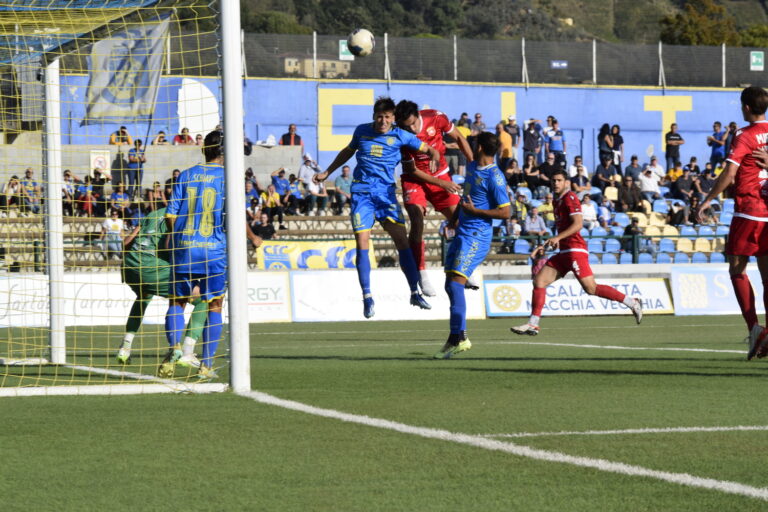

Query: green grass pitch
[2,314,768,511]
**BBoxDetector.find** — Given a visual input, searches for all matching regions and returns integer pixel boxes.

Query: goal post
[0,0,248,397]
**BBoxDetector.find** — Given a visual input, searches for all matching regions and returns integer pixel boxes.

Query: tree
[741,24,768,47]
[659,0,740,46]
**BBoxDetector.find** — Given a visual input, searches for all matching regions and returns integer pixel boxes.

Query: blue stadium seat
[638,253,653,263]
[589,253,600,265]
[604,238,622,253]
[529,199,543,208]
[656,253,672,264]
[719,212,733,225]
[601,253,618,264]
[659,186,671,198]
[674,252,690,264]
[710,252,726,263]
[691,252,708,263]
[619,252,633,264]
[715,225,729,236]
[722,199,735,213]
[452,174,465,185]
[590,226,608,237]
[679,225,697,237]
[516,187,532,201]
[697,225,715,239]
[513,239,531,254]
[659,238,675,252]
[588,239,604,253]
[579,227,589,238]
[613,212,631,227]
[652,200,669,213]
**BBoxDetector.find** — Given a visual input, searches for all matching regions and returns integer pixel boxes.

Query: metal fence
[240,32,768,87]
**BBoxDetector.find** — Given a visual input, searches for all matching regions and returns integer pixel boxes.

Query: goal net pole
[221,0,251,393]
[44,56,66,365]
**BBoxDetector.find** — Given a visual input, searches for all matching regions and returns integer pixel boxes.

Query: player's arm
[246,220,262,247]
[402,159,462,193]
[447,126,474,162]
[419,143,441,173]
[698,161,737,223]
[314,146,355,183]
[271,167,285,177]
[123,225,141,247]
[752,148,768,168]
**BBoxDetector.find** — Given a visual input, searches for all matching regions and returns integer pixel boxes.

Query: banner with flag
[83,16,169,123]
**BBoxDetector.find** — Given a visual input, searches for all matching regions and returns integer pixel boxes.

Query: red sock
[731,274,758,330]
[410,241,426,271]
[532,287,546,317]
[595,284,626,302]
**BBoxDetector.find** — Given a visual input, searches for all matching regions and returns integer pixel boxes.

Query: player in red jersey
[698,86,768,359]
[511,168,643,335]
[395,100,474,296]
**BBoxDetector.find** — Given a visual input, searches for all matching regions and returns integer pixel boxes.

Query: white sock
[182,336,196,356]
[623,296,636,308]
[529,315,540,327]
[122,333,134,346]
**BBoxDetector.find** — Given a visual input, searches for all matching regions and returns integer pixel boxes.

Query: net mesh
[0,0,227,393]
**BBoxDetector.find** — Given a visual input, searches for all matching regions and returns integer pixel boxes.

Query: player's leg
[176,298,208,368]
[381,218,431,310]
[752,254,768,358]
[117,291,152,364]
[351,193,376,318]
[511,263,560,335]
[576,273,642,323]
[405,202,435,296]
[730,253,763,359]
[198,298,223,378]
[434,273,473,359]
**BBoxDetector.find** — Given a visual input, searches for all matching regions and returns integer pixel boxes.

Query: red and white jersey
[401,109,453,182]
[554,191,587,252]
[726,120,768,219]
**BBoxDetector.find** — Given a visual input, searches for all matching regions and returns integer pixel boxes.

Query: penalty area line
[498,341,745,354]
[239,389,768,502]
[482,425,768,439]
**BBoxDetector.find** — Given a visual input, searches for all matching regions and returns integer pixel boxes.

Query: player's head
[475,131,499,159]
[372,96,396,133]
[713,121,721,130]
[394,100,420,132]
[550,168,569,195]
[203,130,224,162]
[740,86,768,120]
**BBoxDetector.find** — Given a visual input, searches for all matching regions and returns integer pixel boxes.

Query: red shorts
[726,216,768,256]
[545,250,593,279]
[402,173,460,212]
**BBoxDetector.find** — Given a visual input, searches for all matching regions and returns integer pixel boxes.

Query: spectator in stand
[270,167,290,198]
[707,121,728,168]
[545,118,566,169]
[504,159,524,189]
[260,183,285,227]
[501,215,523,253]
[666,201,688,226]
[20,168,40,215]
[246,198,261,229]
[151,131,169,145]
[244,167,259,189]
[100,208,124,259]
[611,124,624,171]
[645,156,664,181]
[252,212,277,240]
[195,133,204,146]
[597,123,613,163]
[536,152,559,198]
[505,116,521,162]
[456,116,471,138]
[109,126,133,146]
[683,156,700,175]
[305,177,329,216]
[511,190,528,221]
[111,183,131,218]
[638,167,662,203]
[725,121,738,156]
[581,195,598,230]
[455,119,471,175]
[617,175,643,213]
[127,138,146,199]
[592,155,617,193]
[76,176,94,216]
[284,174,303,215]
[568,155,585,178]
[279,123,303,147]
[688,195,713,225]
[621,218,657,256]
[165,169,180,199]
[334,165,352,214]
[91,168,110,217]
[522,120,542,162]
[624,155,642,182]
[471,112,486,133]
[298,152,321,189]
[62,170,77,216]
[443,130,460,175]
[696,164,716,199]
[571,163,595,201]
[664,161,683,186]
[243,133,253,156]
[523,207,547,237]
[173,127,194,145]
[496,122,513,172]
[522,153,539,191]
[674,166,695,203]
[598,196,614,227]
[0,175,22,216]
[538,193,556,228]
[149,181,167,210]
[664,123,684,171]
[245,180,259,208]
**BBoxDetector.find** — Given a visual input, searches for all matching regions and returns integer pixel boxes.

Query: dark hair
[551,168,568,180]
[476,132,499,156]
[598,123,611,139]
[394,99,419,124]
[373,96,396,114]
[203,130,223,161]
[611,124,620,134]
[741,86,768,115]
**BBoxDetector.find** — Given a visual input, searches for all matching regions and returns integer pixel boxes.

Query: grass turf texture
[2,314,768,511]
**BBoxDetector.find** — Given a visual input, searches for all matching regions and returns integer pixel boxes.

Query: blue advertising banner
[670,266,765,316]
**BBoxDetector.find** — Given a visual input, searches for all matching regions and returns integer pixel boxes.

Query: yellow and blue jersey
[456,162,511,240]
[166,163,226,275]
[348,123,425,194]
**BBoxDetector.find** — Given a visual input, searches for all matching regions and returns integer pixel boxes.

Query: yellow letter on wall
[644,95,693,152]
[318,88,374,152]
[501,92,516,123]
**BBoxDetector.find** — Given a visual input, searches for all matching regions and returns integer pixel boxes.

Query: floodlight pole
[43,57,66,365]
[221,0,251,393]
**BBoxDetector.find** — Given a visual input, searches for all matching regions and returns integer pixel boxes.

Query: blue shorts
[350,189,405,233]
[444,234,491,278]
[171,271,227,302]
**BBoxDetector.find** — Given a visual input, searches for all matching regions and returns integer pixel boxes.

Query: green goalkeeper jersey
[122,207,171,293]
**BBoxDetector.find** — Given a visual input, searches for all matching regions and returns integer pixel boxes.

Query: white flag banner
[83,16,169,122]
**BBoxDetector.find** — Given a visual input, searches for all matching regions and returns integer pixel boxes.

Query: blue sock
[445,279,467,334]
[201,311,223,368]
[398,248,420,293]
[164,305,185,347]
[356,248,372,297]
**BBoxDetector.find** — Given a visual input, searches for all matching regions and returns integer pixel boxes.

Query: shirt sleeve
[403,130,426,152]
[437,112,454,134]
[348,125,363,151]
[726,131,750,166]
[566,194,582,215]
[491,170,511,208]
[400,147,415,163]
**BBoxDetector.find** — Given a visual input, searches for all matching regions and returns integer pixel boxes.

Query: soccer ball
[347,28,375,57]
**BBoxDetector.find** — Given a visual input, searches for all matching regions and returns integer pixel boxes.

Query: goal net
[0,0,244,396]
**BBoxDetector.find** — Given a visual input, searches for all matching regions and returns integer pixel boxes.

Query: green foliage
[241,10,313,34]
[660,0,740,45]
[740,24,768,47]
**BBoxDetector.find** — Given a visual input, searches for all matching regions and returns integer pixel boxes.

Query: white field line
[500,341,745,354]
[240,390,768,502]
[483,425,768,439]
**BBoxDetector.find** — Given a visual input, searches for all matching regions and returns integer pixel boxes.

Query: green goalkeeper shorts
[122,262,171,298]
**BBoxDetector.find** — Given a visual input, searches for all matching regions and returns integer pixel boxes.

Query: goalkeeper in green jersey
[116,204,208,367]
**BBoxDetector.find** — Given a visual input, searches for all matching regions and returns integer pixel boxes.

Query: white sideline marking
[240,390,768,502]
[483,425,768,439]
[501,341,744,354]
